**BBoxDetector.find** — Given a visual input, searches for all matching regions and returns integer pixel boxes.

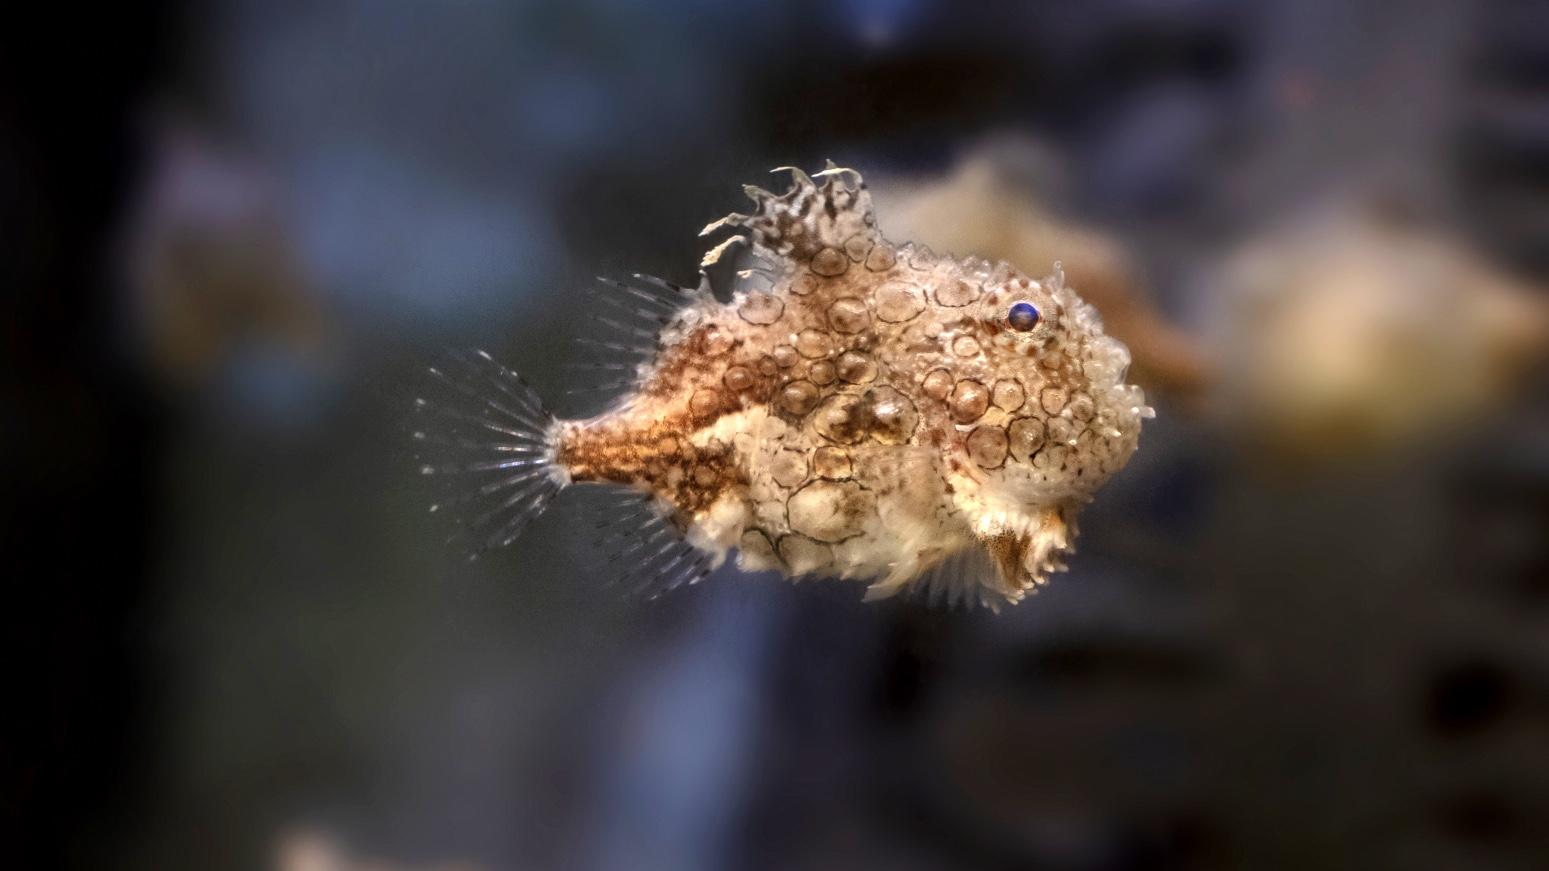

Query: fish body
[417,165,1150,607]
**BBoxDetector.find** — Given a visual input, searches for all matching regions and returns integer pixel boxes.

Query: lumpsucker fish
[415,164,1151,608]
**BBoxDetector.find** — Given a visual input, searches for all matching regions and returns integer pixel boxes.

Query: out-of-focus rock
[1211,196,1549,463]
[125,121,329,393]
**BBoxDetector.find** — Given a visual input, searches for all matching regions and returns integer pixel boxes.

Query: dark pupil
[1007,301,1040,331]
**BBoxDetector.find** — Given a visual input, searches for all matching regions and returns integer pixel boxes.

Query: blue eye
[1007,301,1040,332]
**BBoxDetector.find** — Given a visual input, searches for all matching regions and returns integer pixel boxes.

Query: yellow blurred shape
[1214,198,1549,462]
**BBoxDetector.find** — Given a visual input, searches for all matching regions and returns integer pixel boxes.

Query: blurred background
[5,1,1549,869]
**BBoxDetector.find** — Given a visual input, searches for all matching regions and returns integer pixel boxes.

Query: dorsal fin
[570,274,708,410]
[701,162,883,267]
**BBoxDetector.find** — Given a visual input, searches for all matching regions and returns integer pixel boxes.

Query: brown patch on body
[560,318,783,517]
[559,415,744,516]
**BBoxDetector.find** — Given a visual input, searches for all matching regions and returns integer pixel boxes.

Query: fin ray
[906,546,1003,612]
[414,350,567,558]
[568,488,715,601]
[573,273,706,404]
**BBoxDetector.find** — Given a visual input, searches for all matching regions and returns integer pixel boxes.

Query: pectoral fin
[976,506,1077,603]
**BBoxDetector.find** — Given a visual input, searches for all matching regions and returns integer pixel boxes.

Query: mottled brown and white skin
[416,164,1151,607]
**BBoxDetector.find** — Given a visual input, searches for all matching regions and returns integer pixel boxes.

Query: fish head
[932,261,1149,516]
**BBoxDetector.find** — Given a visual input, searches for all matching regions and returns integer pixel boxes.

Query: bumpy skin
[557,167,1149,605]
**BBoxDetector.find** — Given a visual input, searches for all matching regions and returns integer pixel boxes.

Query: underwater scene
[8,2,1549,869]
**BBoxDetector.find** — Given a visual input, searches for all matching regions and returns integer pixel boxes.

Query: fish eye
[1007,301,1040,332]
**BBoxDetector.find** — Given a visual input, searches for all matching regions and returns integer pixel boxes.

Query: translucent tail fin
[412,349,567,556]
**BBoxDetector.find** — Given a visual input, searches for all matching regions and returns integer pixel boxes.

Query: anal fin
[896,545,1005,612]
[584,490,716,601]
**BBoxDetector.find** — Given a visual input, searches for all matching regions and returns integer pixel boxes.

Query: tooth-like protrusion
[699,214,747,237]
[770,165,813,188]
[700,235,745,269]
[742,184,775,204]
[813,160,859,186]
[1046,259,1066,291]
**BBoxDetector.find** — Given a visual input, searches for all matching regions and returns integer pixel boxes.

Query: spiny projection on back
[414,162,1151,608]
